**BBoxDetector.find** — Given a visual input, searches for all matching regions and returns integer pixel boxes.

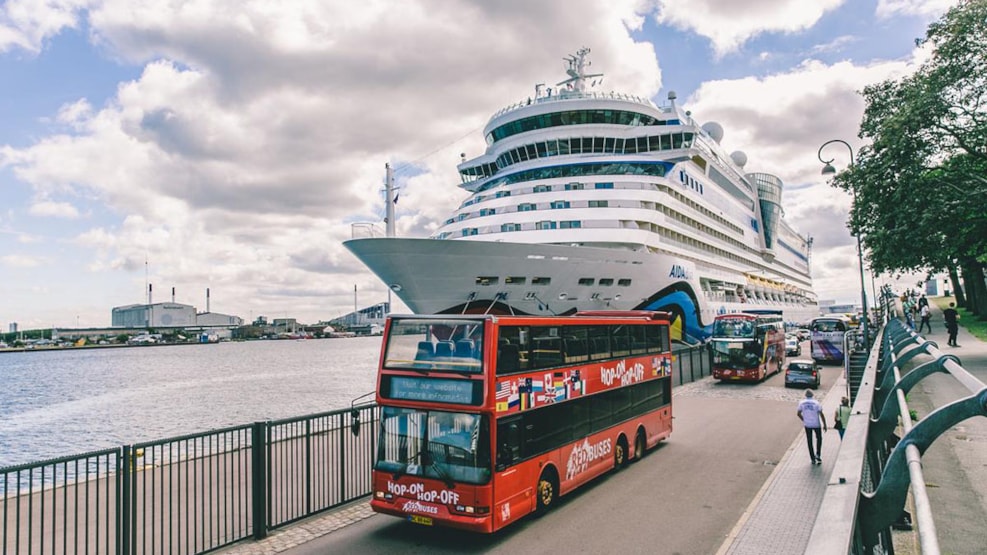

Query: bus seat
[497,344,520,373]
[435,340,455,358]
[416,341,434,361]
[455,339,475,358]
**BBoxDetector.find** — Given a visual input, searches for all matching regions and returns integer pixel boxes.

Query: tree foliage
[830,0,987,314]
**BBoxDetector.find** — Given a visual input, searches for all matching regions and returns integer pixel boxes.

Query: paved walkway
[219,304,986,555]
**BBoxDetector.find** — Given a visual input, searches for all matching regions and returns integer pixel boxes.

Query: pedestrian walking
[943,302,960,346]
[797,389,828,464]
[834,396,851,440]
[918,304,932,333]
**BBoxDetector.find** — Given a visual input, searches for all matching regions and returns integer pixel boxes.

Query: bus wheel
[614,436,629,468]
[535,469,557,514]
[633,429,646,461]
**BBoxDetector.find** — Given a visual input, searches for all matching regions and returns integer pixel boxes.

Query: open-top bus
[810,316,849,363]
[370,311,673,532]
[709,311,786,382]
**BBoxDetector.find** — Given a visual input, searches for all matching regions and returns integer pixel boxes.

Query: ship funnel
[747,172,783,251]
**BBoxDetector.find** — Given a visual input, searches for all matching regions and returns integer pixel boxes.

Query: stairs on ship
[847,347,869,401]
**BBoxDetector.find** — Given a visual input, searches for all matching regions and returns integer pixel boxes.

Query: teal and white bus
[809,316,849,363]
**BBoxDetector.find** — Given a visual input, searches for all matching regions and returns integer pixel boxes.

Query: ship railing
[490,90,667,120]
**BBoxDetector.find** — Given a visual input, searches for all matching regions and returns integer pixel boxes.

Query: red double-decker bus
[710,311,785,382]
[370,311,673,532]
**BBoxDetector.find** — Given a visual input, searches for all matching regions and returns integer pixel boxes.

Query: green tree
[832,0,987,318]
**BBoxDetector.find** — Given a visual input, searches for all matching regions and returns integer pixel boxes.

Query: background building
[112,303,198,327]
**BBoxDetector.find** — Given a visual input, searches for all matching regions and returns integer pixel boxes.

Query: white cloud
[0,0,90,53]
[876,0,958,19]
[3,0,664,325]
[653,0,846,56]
[1,253,47,267]
[29,199,81,218]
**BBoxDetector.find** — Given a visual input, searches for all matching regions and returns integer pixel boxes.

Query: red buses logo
[565,438,612,480]
[401,500,439,515]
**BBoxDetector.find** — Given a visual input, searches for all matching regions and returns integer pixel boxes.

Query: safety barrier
[808,297,987,554]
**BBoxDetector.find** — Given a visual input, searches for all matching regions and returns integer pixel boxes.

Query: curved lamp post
[818,139,869,347]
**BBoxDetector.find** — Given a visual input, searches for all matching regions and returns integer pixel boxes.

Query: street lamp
[818,139,869,347]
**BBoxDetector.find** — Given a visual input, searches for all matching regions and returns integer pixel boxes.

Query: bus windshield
[383,318,485,373]
[377,407,491,485]
[711,317,755,338]
[710,340,762,370]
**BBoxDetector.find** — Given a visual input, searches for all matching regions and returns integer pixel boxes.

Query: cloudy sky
[0,0,957,329]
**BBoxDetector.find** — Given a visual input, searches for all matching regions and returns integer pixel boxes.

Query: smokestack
[206,288,211,313]
[172,287,175,303]
[148,283,153,305]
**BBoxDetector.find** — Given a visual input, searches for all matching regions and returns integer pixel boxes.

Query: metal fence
[2,344,709,555]
[808,296,987,554]
[2,403,379,555]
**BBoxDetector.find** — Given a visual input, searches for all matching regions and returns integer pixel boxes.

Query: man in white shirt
[797,389,828,464]
[918,304,932,333]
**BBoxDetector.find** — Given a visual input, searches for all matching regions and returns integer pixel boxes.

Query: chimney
[148,283,153,305]
[172,286,175,303]
[206,288,211,313]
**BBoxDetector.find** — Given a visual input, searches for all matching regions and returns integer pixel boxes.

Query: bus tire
[633,429,646,461]
[535,468,558,515]
[614,435,629,469]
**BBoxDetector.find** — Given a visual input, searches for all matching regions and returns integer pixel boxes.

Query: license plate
[409,515,433,526]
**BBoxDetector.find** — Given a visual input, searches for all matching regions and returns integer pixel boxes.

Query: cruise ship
[345,48,817,342]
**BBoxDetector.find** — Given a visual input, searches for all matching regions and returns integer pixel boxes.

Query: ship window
[533,185,551,193]
[599,278,614,286]
[569,138,582,154]
[613,138,625,153]
[604,138,615,153]
[550,201,570,209]
[660,134,671,150]
[519,203,536,211]
[618,279,632,287]
[516,147,529,162]
[536,142,548,158]
[505,276,526,285]
[532,277,551,286]
[592,137,604,153]
[589,200,608,208]
[536,221,556,230]
[672,133,684,149]
[565,182,584,191]
[480,208,496,216]
[476,276,499,286]
[496,191,511,198]
[595,182,614,189]
[501,223,520,232]
[578,278,594,286]
[648,136,660,151]
[560,221,581,229]
[558,139,570,156]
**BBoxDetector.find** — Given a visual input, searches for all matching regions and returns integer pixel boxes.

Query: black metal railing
[2,344,709,555]
[2,404,379,555]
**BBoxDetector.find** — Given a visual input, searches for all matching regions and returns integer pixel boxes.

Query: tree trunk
[961,259,987,319]
[948,265,966,305]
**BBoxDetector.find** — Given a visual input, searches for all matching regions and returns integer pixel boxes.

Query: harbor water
[0,337,382,468]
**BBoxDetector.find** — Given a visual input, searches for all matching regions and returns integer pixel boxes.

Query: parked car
[784,360,820,389]
[785,336,801,356]
[796,328,811,341]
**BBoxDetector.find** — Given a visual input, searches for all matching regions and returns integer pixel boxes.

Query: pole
[818,139,869,347]
[385,163,395,238]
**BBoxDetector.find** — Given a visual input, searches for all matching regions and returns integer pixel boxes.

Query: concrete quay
[218,308,987,555]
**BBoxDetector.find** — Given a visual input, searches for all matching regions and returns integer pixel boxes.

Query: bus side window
[496,420,522,470]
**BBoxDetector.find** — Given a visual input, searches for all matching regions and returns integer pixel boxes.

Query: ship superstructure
[346,48,817,341]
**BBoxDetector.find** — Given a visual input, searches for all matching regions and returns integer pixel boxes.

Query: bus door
[493,415,532,527]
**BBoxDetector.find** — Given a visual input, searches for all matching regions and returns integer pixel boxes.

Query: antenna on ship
[557,47,602,94]
[384,163,396,238]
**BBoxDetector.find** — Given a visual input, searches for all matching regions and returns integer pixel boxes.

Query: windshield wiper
[422,448,456,489]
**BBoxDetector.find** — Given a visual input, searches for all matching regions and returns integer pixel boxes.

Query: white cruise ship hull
[345,237,814,341]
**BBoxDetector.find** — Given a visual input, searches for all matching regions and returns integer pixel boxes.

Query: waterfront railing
[2,344,709,554]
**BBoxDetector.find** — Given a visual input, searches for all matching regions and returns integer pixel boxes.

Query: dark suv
[784,360,820,389]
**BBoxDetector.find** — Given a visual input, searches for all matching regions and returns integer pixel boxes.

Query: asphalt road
[283,343,839,555]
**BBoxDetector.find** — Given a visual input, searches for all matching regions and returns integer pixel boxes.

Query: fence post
[251,421,268,541]
[120,445,132,555]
